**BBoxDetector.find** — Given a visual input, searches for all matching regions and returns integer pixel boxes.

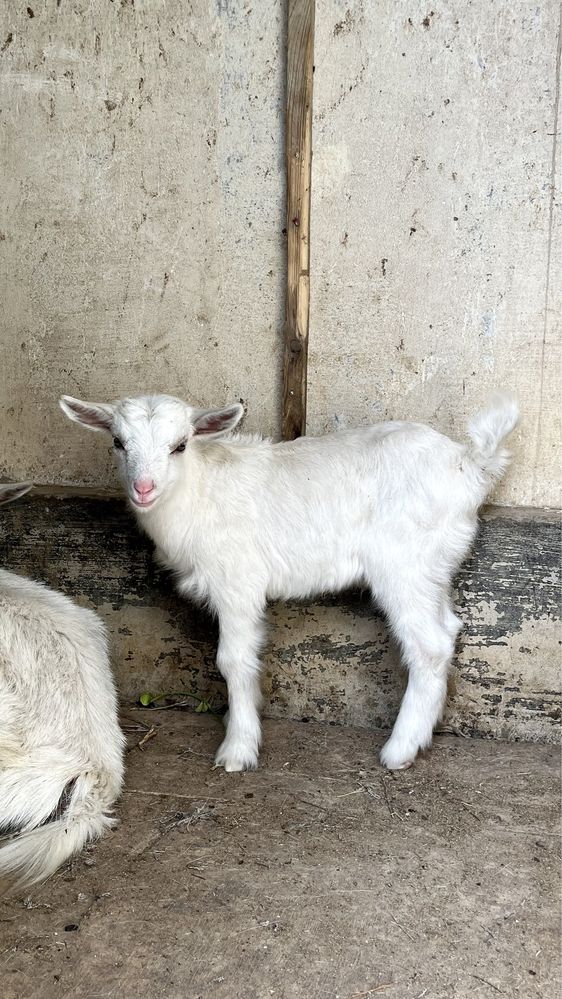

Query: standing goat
[60,392,518,772]
[0,483,124,892]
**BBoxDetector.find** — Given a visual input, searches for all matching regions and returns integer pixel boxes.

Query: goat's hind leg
[374,583,459,770]
[213,602,265,772]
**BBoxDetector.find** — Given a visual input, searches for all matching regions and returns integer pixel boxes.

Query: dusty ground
[1,714,559,999]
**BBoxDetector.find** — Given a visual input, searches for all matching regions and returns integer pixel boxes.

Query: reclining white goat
[0,483,124,891]
[60,392,518,772]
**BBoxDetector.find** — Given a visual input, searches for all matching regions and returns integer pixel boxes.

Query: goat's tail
[466,391,519,485]
[0,764,121,894]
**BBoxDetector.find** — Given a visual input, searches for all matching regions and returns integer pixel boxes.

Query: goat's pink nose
[133,478,155,496]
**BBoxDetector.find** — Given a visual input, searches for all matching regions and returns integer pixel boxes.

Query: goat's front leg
[213,602,265,772]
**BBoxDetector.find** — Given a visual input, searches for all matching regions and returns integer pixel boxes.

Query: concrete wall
[0,4,559,745]
[309,0,561,508]
[0,0,285,489]
[0,1,560,509]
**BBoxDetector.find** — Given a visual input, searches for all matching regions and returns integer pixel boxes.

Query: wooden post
[282,0,315,440]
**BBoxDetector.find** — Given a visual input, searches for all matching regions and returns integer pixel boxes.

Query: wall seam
[532,4,562,502]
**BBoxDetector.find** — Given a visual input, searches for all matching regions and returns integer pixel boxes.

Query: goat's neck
[136,443,220,552]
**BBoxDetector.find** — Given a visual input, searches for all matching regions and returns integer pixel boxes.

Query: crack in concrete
[532,8,562,502]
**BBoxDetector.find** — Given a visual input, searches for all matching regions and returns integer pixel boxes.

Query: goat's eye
[113,437,124,450]
[172,441,186,454]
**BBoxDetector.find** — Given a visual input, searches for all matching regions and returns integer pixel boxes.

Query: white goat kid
[60,392,518,773]
[0,483,125,891]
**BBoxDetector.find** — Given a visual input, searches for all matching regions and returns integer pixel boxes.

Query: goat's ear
[59,396,115,432]
[0,482,33,505]
[192,403,245,438]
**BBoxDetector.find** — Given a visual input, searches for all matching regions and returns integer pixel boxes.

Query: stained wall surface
[0,497,559,743]
[308,1,561,508]
[0,0,285,489]
[0,1,560,505]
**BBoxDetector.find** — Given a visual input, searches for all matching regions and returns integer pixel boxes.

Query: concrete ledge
[0,494,560,742]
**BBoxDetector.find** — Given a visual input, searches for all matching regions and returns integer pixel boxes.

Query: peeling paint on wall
[0,495,559,743]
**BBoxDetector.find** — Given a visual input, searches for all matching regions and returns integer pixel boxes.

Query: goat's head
[59,394,244,512]
[0,482,32,505]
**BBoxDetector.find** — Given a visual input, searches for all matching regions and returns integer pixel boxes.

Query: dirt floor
[1,714,560,999]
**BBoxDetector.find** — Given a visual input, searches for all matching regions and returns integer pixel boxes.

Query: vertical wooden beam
[282,0,315,440]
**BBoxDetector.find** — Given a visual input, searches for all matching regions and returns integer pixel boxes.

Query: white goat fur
[60,392,519,772]
[0,484,124,892]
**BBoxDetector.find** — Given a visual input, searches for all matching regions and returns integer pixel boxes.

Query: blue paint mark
[482,312,496,339]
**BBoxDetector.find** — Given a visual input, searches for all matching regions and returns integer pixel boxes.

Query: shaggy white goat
[60,392,518,772]
[0,483,124,892]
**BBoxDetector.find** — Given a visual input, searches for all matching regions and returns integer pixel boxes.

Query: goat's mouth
[130,494,159,511]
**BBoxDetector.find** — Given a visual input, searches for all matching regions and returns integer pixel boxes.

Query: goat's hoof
[214,738,258,773]
[223,758,248,773]
[380,738,417,771]
[388,758,414,771]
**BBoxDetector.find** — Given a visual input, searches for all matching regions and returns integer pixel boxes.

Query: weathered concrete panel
[0,0,284,487]
[308,1,562,508]
[0,494,559,743]
[1,1,559,510]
